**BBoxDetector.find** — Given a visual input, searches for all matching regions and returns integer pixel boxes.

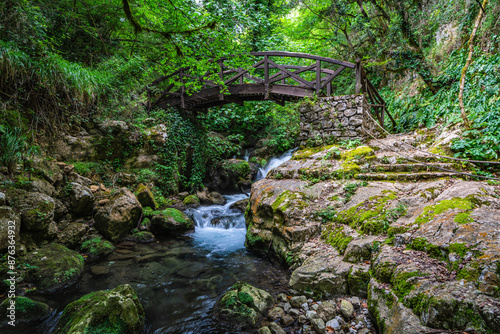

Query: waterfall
[255,148,295,181]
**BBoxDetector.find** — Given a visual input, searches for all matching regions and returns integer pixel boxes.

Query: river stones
[0,296,51,327]
[21,243,85,293]
[54,284,145,334]
[150,208,194,235]
[94,188,142,242]
[216,281,274,329]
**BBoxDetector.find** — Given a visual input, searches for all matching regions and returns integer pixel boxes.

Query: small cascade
[243,149,251,161]
[185,194,249,256]
[255,148,295,180]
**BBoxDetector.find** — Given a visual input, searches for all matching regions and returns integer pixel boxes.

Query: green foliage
[314,206,337,223]
[0,125,40,175]
[152,109,206,194]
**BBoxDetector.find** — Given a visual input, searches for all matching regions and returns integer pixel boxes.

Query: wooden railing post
[316,60,321,95]
[264,55,269,99]
[355,58,362,95]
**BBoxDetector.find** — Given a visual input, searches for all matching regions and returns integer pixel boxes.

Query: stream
[16,151,294,334]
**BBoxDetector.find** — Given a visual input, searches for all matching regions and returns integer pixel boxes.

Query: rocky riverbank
[244,127,500,333]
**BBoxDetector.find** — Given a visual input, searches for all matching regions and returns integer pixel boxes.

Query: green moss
[160,208,189,225]
[271,190,306,212]
[81,237,115,258]
[183,195,200,205]
[387,226,409,237]
[340,146,375,161]
[292,145,337,160]
[454,212,473,224]
[392,271,425,299]
[448,243,469,257]
[456,261,481,282]
[335,191,398,235]
[415,197,476,226]
[223,160,251,176]
[238,292,254,307]
[408,237,443,259]
[321,225,353,254]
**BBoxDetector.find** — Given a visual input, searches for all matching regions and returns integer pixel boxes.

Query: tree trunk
[459,0,488,129]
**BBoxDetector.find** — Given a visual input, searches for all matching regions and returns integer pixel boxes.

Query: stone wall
[298,94,381,146]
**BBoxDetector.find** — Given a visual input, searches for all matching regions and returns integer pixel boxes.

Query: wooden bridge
[143,51,395,128]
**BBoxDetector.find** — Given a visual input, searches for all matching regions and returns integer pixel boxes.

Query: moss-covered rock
[216,281,274,329]
[0,296,51,326]
[54,284,145,334]
[11,191,55,232]
[183,195,200,206]
[21,243,85,293]
[0,206,20,251]
[94,188,142,242]
[125,231,155,243]
[135,183,158,210]
[150,208,194,235]
[80,236,115,261]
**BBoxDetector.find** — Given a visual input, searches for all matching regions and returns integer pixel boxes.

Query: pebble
[277,293,288,302]
[298,314,308,324]
[311,303,319,311]
[301,302,309,311]
[0,192,6,205]
[349,296,361,309]
[282,314,295,326]
[258,326,272,334]
[268,322,286,334]
[283,302,292,313]
[289,308,301,317]
[290,295,307,308]
[340,300,354,319]
[311,318,325,333]
[268,306,285,320]
[326,318,340,330]
[305,310,317,320]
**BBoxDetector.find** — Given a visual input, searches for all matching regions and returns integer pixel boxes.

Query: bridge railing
[143,51,395,129]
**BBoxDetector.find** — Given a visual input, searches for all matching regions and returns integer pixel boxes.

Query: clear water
[255,149,295,180]
[9,194,289,334]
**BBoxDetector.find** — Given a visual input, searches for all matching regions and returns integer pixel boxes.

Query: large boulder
[135,183,157,209]
[94,188,142,242]
[0,296,51,327]
[21,243,85,293]
[11,191,55,232]
[54,284,145,334]
[150,208,194,235]
[0,206,20,251]
[216,281,274,329]
[68,182,94,216]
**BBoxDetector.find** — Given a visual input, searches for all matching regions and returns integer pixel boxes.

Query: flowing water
[255,149,295,180]
[12,152,294,334]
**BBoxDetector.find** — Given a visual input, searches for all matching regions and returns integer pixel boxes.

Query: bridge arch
[143,51,395,128]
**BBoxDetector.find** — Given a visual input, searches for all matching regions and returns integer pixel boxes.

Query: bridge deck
[143,51,396,129]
